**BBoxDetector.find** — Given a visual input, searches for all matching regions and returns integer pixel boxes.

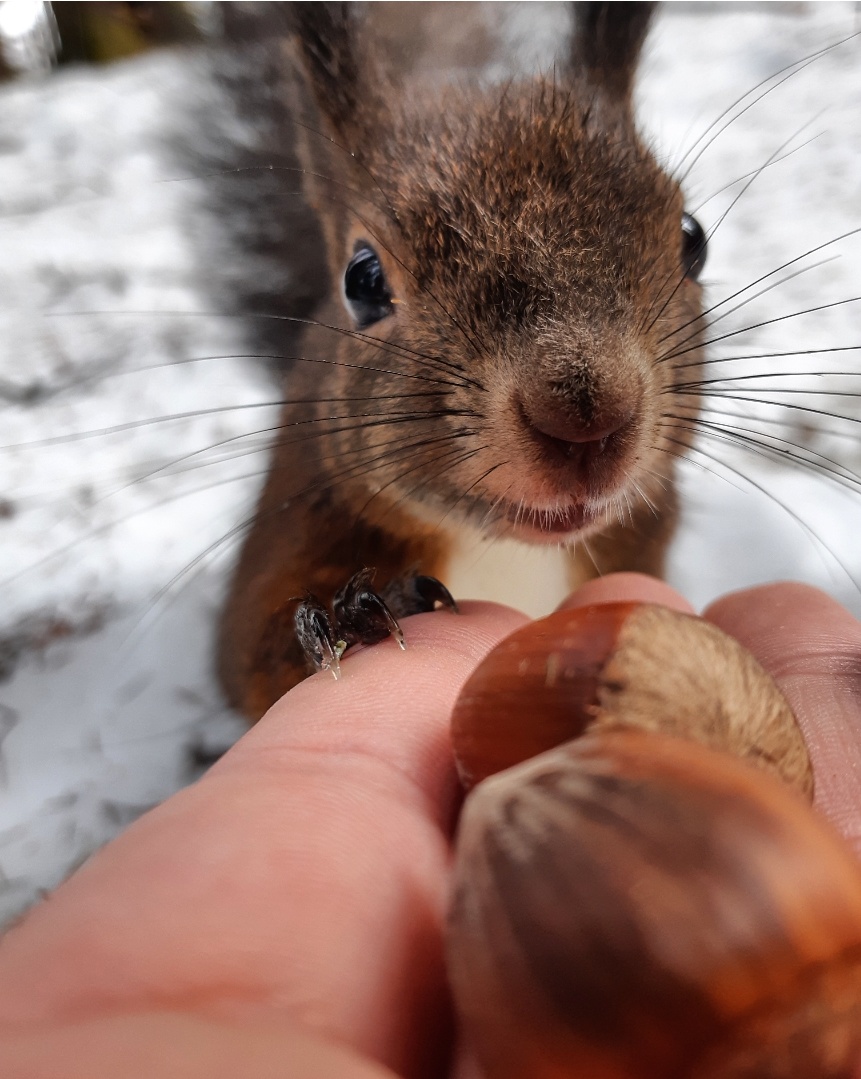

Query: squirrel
[215,2,708,720]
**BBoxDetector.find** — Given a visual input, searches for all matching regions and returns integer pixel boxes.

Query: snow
[0,4,859,924]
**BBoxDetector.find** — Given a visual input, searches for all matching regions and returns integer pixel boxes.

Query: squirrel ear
[568,2,657,103]
[287,2,382,144]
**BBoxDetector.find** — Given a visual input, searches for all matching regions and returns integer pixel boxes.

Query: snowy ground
[0,3,860,925]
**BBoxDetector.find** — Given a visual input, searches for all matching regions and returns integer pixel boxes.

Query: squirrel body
[217,2,704,718]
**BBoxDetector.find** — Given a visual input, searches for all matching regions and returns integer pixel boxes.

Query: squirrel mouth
[502,501,596,536]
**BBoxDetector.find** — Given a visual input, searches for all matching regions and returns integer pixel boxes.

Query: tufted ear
[287,2,385,148]
[568,2,657,103]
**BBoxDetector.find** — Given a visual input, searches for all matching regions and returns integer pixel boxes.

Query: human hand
[1,574,861,1078]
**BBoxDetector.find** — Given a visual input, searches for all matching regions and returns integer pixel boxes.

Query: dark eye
[343,244,393,328]
[681,212,707,281]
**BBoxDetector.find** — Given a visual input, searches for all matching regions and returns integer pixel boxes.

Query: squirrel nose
[516,392,637,478]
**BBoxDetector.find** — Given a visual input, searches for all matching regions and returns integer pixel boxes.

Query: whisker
[672,387,861,429]
[159,163,394,219]
[0,464,264,594]
[674,345,861,373]
[350,442,484,540]
[660,435,750,498]
[705,113,824,240]
[579,537,601,576]
[147,429,417,488]
[0,399,290,451]
[99,406,474,501]
[39,311,477,386]
[136,431,479,631]
[658,226,861,354]
[689,133,823,217]
[286,115,403,227]
[2,397,461,454]
[676,372,861,393]
[675,32,856,181]
[666,428,861,591]
[658,254,839,359]
[644,124,816,340]
[344,217,491,369]
[434,459,507,534]
[3,417,475,592]
[683,404,861,443]
[662,295,861,367]
[186,154,486,394]
[629,478,659,518]
[664,413,861,496]
[0,380,458,455]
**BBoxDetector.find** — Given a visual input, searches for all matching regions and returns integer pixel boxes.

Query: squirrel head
[286,3,705,545]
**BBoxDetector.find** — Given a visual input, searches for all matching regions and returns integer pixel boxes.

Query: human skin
[1,574,861,1078]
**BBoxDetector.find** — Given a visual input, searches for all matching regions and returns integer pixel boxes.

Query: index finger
[0,601,527,1079]
[704,583,861,853]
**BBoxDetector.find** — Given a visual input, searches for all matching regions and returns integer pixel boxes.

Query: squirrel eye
[343,244,393,328]
[681,212,707,281]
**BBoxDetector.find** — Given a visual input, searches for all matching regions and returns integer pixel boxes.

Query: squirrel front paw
[294,567,458,678]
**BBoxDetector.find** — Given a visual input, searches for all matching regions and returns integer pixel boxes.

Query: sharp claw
[333,567,406,650]
[414,574,459,614]
[295,594,342,677]
[320,637,341,679]
[392,621,407,650]
[379,603,406,649]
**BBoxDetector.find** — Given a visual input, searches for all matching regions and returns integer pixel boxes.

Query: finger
[0,1012,396,1079]
[556,571,695,614]
[704,583,861,853]
[0,602,527,1079]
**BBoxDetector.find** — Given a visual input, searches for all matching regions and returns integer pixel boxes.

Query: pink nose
[517,393,636,478]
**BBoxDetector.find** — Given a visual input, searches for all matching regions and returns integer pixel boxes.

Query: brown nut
[447,729,861,1079]
[450,602,813,799]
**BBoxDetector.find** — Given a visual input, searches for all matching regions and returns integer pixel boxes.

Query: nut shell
[448,730,861,1079]
[451,602,812,798]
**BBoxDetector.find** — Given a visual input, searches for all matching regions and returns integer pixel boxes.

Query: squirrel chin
[496,500,606,545]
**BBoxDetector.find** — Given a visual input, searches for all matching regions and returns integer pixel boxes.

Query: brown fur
[218,2,704,719]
